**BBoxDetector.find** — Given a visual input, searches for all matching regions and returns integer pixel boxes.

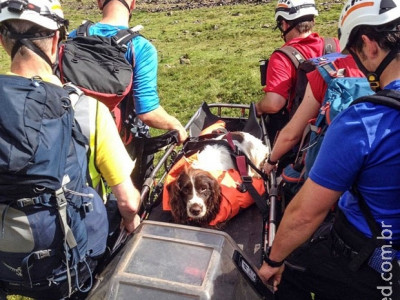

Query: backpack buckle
[120,44,128,52]
[241,176,253,184]
[83,202,93,214]
[236,183,248,193]
[55,189,67,208]
[16,197,41,208]
[34,249,53,260]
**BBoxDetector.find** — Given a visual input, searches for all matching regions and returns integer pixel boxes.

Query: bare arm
[110,177,141,233]
[264,83,320,174]
[258,178,341,288]
[138,106,187,144]
[256,92,287,116]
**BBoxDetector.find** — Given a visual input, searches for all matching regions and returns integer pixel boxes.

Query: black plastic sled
[87,103,278,300]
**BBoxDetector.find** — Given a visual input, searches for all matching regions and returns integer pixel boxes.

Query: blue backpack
[0,76,108,299]
[282,59,374,185]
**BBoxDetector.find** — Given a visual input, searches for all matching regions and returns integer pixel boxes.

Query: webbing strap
[348,187,385,271]
[322,37,338,54]
[275,36,337,71]
[12,38,53,68]
[352,89,400,110]
[224,133,269,216]
[55,189,77,249]
[21,249,55,288]
[235,153,249,177]
[77,20,141,52]
[295,122,312,164]
[55,188,77,297]
[104,0,130,11]
[275,46,305,69]
[76,21,92,37]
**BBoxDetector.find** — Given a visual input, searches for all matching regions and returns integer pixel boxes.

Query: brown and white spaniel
[166,131,269,227]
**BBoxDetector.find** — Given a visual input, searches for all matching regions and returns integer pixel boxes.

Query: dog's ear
[168,170,189,224]
[205,176,222,222]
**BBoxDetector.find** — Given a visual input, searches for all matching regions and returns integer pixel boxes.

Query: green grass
[0,0,342,127]
[2,1,343,299]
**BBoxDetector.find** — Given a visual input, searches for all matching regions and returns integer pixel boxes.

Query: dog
[167,131,269,227]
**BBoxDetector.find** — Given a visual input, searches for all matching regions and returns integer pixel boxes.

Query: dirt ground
[135,0,271,12]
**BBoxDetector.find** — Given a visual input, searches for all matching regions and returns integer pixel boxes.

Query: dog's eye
[199,187,209,194]
[181,187,190,194]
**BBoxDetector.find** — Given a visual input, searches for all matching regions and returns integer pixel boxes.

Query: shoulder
[269,49,296,67]
[129,35,157,66]
[131,35,156,53]
[330,101,389,132]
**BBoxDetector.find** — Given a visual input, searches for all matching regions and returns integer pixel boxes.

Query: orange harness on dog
[162,145,266,226]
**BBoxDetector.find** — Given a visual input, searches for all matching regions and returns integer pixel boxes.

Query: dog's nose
[189,204,203,216]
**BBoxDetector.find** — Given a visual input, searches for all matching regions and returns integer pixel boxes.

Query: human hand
[177,126,188,145]
[258,262,284,292]
[122,214,141,233]
[263,160,276,175]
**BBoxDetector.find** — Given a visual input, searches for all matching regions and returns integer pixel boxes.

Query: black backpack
[0,76,108,300]
[56,20,141,111]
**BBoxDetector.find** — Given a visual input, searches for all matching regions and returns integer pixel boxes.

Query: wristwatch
[263,251,284,268]
[267,154,278,166]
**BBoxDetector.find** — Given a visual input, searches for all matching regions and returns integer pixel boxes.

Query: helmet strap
[11,38,53,68]
[350,48,399,91]
[279,16,314,40]
[281,23,296,38]
[103,0,130,12]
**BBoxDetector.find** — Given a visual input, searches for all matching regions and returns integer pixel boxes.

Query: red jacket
[264,33,340,112]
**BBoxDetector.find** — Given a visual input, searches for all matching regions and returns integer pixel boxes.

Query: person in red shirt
[256,0,339,144]
[263,55,364,175]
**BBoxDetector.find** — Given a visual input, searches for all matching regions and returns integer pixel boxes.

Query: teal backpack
[282,59,374,188]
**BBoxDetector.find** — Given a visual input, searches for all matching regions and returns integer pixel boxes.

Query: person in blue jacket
[69,0,188,188]
[258,0,400,299]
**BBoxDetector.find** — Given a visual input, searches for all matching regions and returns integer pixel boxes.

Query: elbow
[279,127,302,145]
[257,95,286,115]
[286,132,301,144]
[258,102,284,115]
[137,113,151,125]
[269,100,286,113]
[118,200,139,215]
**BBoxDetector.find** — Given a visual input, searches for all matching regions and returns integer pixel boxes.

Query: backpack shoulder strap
[76,20,94,37]
[322,37,338,54]
[316,60,347,87]
[113,25,143,69]
[113,25,143,48]
[316,61,339,85]
[347,186,384,271]
[274,46,305,69]
[63,83,90,146]
[352,89,400,110]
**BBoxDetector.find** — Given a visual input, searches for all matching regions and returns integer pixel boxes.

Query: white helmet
[275,0,318,21]
[338,0,400,51]
[0,0,67,31]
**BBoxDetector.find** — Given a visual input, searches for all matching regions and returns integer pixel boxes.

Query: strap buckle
[16,197,41,208]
